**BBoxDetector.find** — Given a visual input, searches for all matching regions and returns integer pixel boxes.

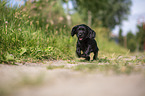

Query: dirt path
[0,56,145,96]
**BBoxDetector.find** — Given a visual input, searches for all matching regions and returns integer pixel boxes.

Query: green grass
[72,56,144,74]
[47,65,65,70]
[0,25,76,63]
[0,1,76,63]
[45,54,144,74]
[0,6,76,63]
[73,63,135,74]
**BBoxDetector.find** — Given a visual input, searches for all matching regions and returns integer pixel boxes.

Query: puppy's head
[71,24,96,41]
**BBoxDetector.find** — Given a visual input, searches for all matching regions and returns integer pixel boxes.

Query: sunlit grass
[47,65,65,70]
[72,64,135,74]
[72,55,144,74]
[45,54,145,74]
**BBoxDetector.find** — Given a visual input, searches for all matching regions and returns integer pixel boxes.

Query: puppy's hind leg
[93,51,98,60]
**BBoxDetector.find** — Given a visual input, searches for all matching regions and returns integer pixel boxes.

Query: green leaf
[20,48,27,56]
[6,52,15,61]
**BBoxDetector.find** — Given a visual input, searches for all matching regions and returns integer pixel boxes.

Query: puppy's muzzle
[78,33,84,41]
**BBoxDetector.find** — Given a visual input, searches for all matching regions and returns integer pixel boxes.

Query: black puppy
[71,24,99,61]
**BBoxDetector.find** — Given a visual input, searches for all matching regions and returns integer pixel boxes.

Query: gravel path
[0,56,145,96]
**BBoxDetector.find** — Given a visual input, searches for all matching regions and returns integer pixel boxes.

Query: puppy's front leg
[76,48,81,58]
[83,45,91,61]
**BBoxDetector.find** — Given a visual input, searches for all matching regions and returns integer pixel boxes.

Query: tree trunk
[88,11,92,27]
[66,1,71,26]
[124,36,127,48]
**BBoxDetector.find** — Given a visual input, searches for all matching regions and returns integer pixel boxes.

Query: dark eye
[78,28,81,30]
[78,28,85,31]
[82,28,85,31]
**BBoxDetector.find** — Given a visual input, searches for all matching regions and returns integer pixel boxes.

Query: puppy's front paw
[81,54,85,57]
[85,56,90,61]
[82,54,90,61]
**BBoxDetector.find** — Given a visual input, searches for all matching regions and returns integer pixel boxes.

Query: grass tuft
[73,63,137,74]
[47,65,65,70]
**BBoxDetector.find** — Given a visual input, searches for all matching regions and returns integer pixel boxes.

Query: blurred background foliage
[0,0,144,63]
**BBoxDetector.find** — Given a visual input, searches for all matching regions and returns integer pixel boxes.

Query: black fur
[71,24,99,61]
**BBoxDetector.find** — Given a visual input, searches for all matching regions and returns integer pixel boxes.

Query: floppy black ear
[71,25,78,37]
[86,26,96,39]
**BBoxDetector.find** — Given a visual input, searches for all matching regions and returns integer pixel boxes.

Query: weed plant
[0,1,77,63]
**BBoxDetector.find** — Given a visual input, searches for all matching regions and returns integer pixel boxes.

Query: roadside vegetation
[0,0,76,63]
